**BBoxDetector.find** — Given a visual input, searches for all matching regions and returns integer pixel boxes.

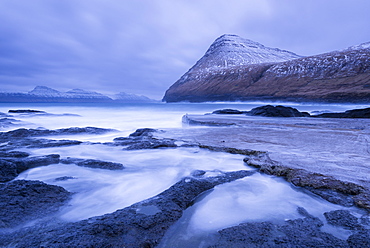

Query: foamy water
[1,102,367,243]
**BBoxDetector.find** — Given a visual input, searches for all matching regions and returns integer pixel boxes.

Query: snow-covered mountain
[28,86,110,99]
[163,34,370,103]
[28,86,64,97]
[190,34,301,72]
[0,86,155,103]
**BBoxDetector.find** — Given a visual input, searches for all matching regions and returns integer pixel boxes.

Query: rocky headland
[163,34,370,103]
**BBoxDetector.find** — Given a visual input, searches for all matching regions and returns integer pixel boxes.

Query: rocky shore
[1,108,370,247]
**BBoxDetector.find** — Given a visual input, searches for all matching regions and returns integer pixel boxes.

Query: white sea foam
[17,146,249,221]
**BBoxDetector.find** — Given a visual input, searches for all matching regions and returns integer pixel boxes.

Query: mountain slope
[163,35,370,103]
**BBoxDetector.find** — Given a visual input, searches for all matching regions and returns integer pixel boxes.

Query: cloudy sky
[1,0,370,99]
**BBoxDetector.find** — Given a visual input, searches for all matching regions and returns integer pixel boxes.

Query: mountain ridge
[163,34,370,103]
[0,86,157,103]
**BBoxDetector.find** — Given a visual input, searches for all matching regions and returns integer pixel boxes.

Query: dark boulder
[247,105,310,117]
[60,158,124,170]
[0,180,71,228]
[313,107,370,118]
[0,170,254,247]
[212,109,246,114]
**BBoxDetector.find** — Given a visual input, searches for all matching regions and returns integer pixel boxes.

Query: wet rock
[0,112,11,117]
[0,180,71,228]
[347,230,370,248]
[247,105,310,117]
[111,128,177,150]
[55,176,76,181]
[200,144,264,156]
[125,138,177,150]
[0,118,22,128]
[8,109,46,114]
[0,127,115,141]
[191,170,206,177]
[0,170,254,247]
[313,107,370,118]
[129,128,157,137]
[182,114,236,126]
[0,160,18,183]
[0,151,29,158]
[61,158,124,170]
[0,154,60,182]
[211,208,347,248]
[4,138,82,150]
[307,187,355,207]
[324,210,361,230]
[212,109,247,114]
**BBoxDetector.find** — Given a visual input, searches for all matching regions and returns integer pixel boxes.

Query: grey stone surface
[0,180,71,228]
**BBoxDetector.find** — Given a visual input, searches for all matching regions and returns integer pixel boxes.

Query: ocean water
[0,102,368,244]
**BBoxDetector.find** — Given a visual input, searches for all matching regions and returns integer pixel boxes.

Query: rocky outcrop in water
[111,128,178,150]
[211,105,370,118]
[163,34,370,103]
[0,170,254,247]
[247,105,310,117]
[61,158,125,170]
[313,107,370,118]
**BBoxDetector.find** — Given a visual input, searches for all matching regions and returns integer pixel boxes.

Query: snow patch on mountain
[346,41,370,51]
[191,34,301,72]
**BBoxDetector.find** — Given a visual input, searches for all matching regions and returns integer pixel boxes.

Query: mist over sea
[1,101,368,245]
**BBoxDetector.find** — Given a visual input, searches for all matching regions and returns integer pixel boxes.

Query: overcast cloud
[0,0,369,99]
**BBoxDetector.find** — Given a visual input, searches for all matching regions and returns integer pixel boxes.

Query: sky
[0,0,370,100]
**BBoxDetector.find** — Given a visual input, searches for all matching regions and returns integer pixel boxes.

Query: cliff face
[163,35,370,103]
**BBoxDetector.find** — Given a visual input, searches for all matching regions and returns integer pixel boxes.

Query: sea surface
[0,101,368,245]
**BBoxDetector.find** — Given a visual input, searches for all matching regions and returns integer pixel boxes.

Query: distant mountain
[0,86,155,103]
[163,34,370,103]
[113,92,157,103]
